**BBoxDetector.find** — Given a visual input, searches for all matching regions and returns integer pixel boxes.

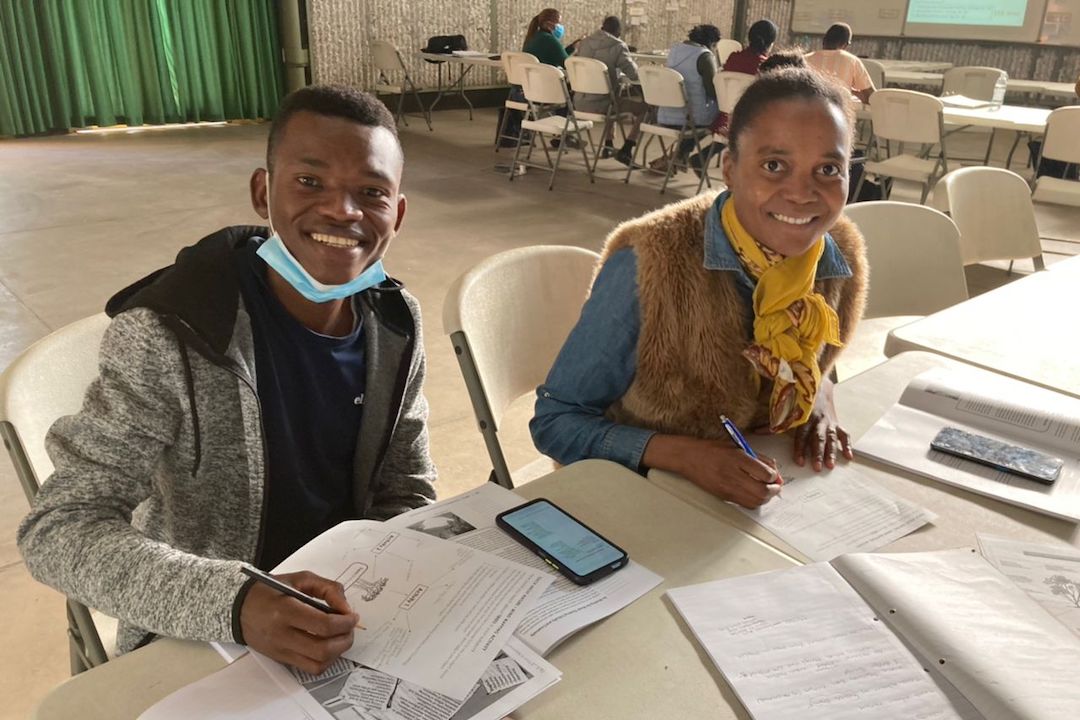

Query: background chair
[715,39,742,66]
[933,166,1046,272]
[861,58,885,92]
[565,56,624,171]
[371,40,433,131]
[696,71,755,192]
[0,313,114,674]
[628,65,710,194]
[511,63,596,191]
[1031,106,1080,208]
[443,246,601,489]
[495,51,539,151]
[857,89,948,203]
[941,66,1008,102]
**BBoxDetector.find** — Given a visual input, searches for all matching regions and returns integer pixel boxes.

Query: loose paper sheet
[274,522,552,699]
[738,435,935,560]
[387,483,663,655]
[667,563,979,719]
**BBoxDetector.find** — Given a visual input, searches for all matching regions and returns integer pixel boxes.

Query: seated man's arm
[617,46,639,82]
[17,309,250,645]
[367,304,438,520]
[699,51,719,100]
[853,59,875,104]
[530,249,655,472]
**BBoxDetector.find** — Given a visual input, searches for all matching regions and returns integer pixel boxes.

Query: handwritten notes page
[667,563,980,720]
[739,436,935,561]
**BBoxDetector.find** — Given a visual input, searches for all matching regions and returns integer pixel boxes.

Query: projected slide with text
[907,0,1029,27]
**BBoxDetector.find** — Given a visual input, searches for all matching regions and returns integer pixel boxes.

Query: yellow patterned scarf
[721,200,842,432]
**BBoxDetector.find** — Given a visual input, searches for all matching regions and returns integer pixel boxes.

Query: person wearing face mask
[18,86,437,677]
[522,8,581,68]
[532,59,868,511]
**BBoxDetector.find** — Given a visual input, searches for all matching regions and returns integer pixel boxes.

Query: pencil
[241,566,365,629]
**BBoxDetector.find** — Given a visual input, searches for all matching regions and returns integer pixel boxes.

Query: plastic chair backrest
[716,39,743,65]
[942,66,1007,102]
[1041,106,1080,164]
[843,202,968,318]
[933,167,1044,265]
[442,246,600,428]
[0,313,110,499]
[713,71,755,115]
[639,65,686,109]
[565,56,612,96]
[869,88,943,145]
[521,63,569,106]
[371,40,404,73]
[502,51,540,86]
[861,58,885,90]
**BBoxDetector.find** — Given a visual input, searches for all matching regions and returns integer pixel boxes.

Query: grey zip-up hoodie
[17,226,437,654]
[573,29,639,114]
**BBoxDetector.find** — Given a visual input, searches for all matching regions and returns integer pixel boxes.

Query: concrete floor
[1,109,1077,717]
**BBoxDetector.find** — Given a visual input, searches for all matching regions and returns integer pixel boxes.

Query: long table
[648,351,1080,563]
[417,52,503,120]
[885,262,1080,398]
[33,460,795,719]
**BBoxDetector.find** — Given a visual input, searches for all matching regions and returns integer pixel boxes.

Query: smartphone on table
[930,426,1064,485]
[496,498,629,585]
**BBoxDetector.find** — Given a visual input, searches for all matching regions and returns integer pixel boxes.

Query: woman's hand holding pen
[239,570,360,675]
[643,435,781,509]
[793,377,853,471]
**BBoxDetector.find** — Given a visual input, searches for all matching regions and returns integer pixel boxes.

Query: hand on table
[239,570,359,675]
[792,378,854,471]
[644,435,782,509]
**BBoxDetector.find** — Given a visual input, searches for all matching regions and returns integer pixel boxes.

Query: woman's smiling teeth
[769,212,815,226]
[311,232,360,248]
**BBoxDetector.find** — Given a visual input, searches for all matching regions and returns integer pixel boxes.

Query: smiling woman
[530,57,868,512]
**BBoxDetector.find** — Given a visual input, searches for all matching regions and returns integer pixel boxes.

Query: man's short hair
[823,23,853,49]
[266,85,400,170]
[602,16,621,36]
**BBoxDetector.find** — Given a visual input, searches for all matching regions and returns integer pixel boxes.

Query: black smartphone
[496,498,629,585]
[930,426,1064,485]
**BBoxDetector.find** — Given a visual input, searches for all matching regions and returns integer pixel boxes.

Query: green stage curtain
[0,0,284,137]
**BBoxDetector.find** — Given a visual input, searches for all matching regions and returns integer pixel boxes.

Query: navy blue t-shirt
[235,241,366,570]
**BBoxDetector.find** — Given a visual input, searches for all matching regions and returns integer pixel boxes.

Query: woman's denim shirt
[529,192,853,472]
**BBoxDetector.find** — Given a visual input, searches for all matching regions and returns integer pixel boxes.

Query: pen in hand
[720,415,783,496]
[241,566,366,629]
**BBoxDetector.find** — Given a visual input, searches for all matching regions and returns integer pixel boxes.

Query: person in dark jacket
[18,86,437,675]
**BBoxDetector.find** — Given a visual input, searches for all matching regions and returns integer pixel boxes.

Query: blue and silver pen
[719,415,758,458]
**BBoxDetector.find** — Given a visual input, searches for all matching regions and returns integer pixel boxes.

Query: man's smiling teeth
[311,233,359,248]
[770,212,814,226]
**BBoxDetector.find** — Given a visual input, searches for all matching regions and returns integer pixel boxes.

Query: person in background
[651,24,723,171]
[573,15,644,161]
[18,86,437,675]
[806,22,875,104]
[523,8,581,68]
[531,61,868,509]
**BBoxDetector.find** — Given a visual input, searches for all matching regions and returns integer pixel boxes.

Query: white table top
[1006,79,1078,98]
[33,460,795,720]
[416,51,503,68]
[629,51,667,64]
[941,103,1051,133]
[648,351,1080,563]
[886,265,1080,398]
[884,69,945,86]
[870,59,954,73]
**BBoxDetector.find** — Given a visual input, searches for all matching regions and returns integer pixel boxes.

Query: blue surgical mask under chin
[552,23,565,41]
[256,234,388,303]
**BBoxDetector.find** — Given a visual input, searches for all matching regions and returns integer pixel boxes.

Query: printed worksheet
[387,483,663,655]
[274,523,551,700]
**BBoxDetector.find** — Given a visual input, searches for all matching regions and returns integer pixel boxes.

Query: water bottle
[991,72,1007,110]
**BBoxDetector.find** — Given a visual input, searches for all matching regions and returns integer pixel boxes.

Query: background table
[886,264,1080,398]
[648,352,1080,563]
[34,460,796,720]
[417,52,503,119]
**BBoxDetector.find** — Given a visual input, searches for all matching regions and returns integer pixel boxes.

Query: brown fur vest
[599,192,868,438]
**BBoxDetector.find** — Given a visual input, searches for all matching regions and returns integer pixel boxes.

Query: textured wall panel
[308,0,736,91]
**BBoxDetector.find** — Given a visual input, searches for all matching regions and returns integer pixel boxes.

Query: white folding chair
[715,39,743,66]
[1031,106,1080,208]
[933,167,1046,272]
[940,66,1009,163]
[371,40,432,131]
[509,63,596,191]
[565,56,624,170]
[627,65,711,194]
[495,51,539,151]
[0,313,116,674]
[696,71,755,192]
[443,246,601,488]
[861,59,885,92]
[856,89,948,204]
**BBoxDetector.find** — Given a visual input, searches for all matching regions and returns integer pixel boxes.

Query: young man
[17,86,437,674]
[806,23,875,104]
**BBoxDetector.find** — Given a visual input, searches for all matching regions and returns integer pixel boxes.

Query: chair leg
[852,171,867,202]
[494,106,510,152]
[549,128,569,190]
[407,77,433,131]
[625,132,644,184]
[696,143,715,194]
[580,128,597,182]
[395,89,408,128]
[508,125,527,181]
[920,181,930,204]
[983,128,997,166]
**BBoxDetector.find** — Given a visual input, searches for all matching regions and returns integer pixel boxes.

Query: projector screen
[904,0,1048,41]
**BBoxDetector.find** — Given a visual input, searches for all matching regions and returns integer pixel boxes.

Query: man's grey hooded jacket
[573,29,639,114]
[17,226,437,653]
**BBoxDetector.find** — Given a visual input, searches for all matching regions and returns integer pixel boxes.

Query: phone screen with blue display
[496,499,628,585]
